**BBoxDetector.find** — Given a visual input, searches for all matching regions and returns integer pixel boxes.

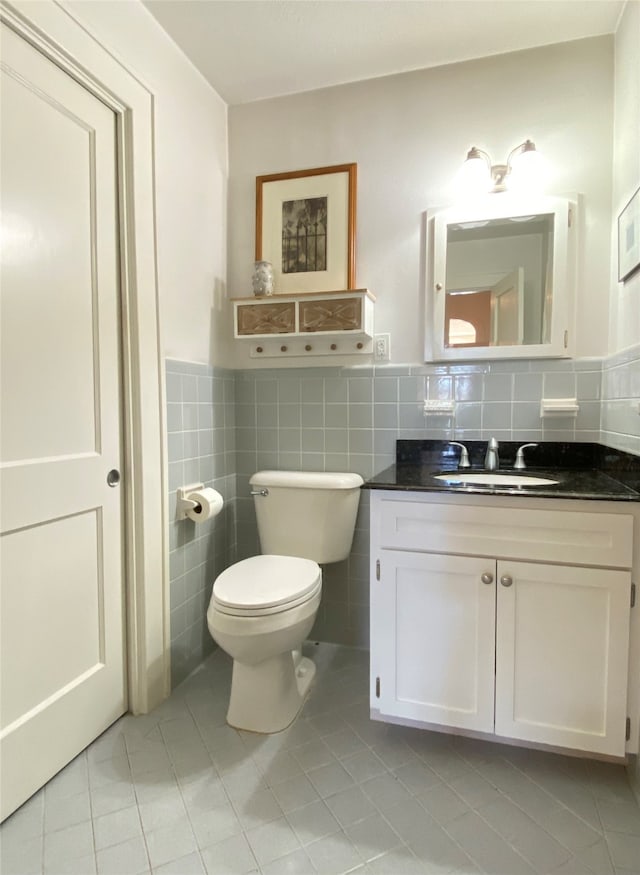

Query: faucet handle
[449,441,471,468]
[514,443,538,470]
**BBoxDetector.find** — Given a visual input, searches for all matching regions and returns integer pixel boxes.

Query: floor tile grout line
[3,644,638,875]
[179,678,263,874]
[122,726,161,875]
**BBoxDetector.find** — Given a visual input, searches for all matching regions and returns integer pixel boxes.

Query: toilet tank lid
[250,470,364,490]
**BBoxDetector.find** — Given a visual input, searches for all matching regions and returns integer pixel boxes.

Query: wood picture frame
[256,163,357,294]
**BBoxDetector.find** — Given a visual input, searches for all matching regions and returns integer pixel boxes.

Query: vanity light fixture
[462,140,541,194]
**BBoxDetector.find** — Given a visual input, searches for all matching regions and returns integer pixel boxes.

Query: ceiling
[143,0,625,105]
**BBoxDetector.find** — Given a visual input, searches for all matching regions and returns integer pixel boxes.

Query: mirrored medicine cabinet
[425,195,577,362]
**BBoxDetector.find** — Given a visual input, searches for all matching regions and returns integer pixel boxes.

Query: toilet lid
[213,555,321,612]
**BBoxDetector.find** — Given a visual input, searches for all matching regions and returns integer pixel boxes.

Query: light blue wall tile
[374,404,398,429]
[183,403,199,431]
[482,403,512,430]
[255,379,278,404]
[373,430,398,455]
[374,377,399,403]
[399,376,423,402]
[198,404,214,430]
[513,372,543,402]
[166,403,183,433]
[183,430,199,459]
[301,377,324,402]
[483,374,513,402]
[278,378,301,403]
[182,374,198,403]
[302,429,324,453]
[512,403,542,431]
[349,377,373,404]
[257,403,278,428]
[427,375,452,400]
[167,432,183,462]
[399,404,425,429]
[279,429,301,452]
[166,372,182,403]
[543,371,577,398]
[576,401,601,431]
[349,405,373,429]
[454,375,482,401]
[197,376,214,403]
[455,403,482,430]
[325,403,349,428]
[301,404,324,428]
[256,428,278,452]
[279,405,301,428]
[349,430,373,454]
[325,378,348,403]
[325,429,348,452]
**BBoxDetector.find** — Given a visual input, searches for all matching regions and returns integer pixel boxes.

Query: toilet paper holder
[176,483,204,520]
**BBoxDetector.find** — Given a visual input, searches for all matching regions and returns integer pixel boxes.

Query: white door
[490,267,524,346]
[495,561,631,756]
[0,23,126,821]
[375,551,496,733]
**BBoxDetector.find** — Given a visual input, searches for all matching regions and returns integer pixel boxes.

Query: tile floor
[1,643,639,875]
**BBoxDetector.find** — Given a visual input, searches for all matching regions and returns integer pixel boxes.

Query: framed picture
[618,186,640,282]
[256,163,357,294]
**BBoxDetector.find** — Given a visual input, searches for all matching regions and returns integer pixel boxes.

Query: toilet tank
[249,470,364,564]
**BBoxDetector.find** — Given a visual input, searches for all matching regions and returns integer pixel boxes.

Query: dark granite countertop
[364,441,640,502]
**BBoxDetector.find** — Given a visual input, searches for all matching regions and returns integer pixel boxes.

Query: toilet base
[226,650,316,734]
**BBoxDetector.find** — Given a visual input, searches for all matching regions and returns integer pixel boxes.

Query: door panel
[0,22,125,820]
[495,560,631,756]
[377,551,495,732]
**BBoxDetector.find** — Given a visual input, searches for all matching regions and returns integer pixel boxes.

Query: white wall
[67,0,229,366]
[610,0,640,356]
[228,37,614,368]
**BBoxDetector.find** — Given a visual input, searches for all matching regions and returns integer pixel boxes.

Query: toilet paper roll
[186,488,224,523]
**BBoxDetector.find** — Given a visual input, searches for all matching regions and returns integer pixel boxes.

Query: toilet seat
[212,555,321,617]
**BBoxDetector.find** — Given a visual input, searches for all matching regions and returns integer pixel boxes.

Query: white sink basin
[434,472,559,487]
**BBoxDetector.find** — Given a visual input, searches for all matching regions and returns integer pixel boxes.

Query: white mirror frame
[425,195,577,362]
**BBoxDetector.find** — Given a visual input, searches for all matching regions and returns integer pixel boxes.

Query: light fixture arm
[463,139,538,194]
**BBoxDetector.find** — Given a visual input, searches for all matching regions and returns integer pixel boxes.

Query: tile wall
[233,357,605,648]
[165,360,237,687]
[601,342,640,456]
[167,350,639,677]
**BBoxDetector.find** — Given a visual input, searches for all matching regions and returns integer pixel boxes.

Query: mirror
[426,196,576,362]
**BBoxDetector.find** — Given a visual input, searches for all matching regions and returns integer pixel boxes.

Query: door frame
[1,0,169,713]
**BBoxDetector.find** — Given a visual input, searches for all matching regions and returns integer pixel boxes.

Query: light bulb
[458,152,491,196]
[508,144,544,193]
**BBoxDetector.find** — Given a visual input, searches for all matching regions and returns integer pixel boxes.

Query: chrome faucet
[484,437,499,471]
[514,443,538,470]
[448,441,470,469]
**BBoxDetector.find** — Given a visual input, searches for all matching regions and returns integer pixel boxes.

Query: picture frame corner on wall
[618,185,640,283]
[255,162,357,294]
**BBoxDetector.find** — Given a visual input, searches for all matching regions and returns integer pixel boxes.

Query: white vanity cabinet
[370,491,635,757]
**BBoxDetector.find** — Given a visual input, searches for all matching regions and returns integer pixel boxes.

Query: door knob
[107,469,121,487]
[481,572,494,585]
[500,575,513,587]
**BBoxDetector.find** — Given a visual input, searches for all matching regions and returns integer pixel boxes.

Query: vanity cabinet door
[495,561,631,757]
[373,551,496,732]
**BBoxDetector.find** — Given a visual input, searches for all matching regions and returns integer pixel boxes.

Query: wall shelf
[231,288,375,358]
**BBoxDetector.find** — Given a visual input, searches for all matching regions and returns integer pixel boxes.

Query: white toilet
[207,470,363,733]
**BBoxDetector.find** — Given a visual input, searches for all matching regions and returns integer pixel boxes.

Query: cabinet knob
[481,572,494,585]
[500,575,513,587]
